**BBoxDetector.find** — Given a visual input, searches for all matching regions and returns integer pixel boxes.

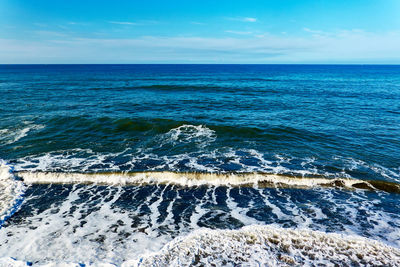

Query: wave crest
[16,171,400,193]
[158,124,216,148]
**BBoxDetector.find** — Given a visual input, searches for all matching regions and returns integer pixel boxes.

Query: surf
[0,162,25,227]
[16,170,400,194]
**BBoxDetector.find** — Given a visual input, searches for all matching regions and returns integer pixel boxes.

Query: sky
[1,0,400,64]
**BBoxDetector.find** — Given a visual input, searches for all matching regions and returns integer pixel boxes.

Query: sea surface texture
[0,64,400,266]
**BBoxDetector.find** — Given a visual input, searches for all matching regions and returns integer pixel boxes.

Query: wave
[133,225,400,267]
[1,225,399,266]
[2,168,400,265]
[4,120,399,188]
[0,123,44,146]
[16,171,400,193]
[11,145,400,185]
[158,124,216,148]
[0,162,25,227]
[11,116,331,144]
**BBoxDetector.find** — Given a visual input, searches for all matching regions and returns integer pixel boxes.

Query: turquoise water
[0,65,400,266]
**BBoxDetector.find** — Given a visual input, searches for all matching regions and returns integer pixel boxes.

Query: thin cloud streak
[33,30,70,37]
[191,21,206,25]
[108,20,159,26]
[1,30,400,63]
[227,17,257,22]
[108,21,141,25]
[225,30,253,35]
[243,17,257,22]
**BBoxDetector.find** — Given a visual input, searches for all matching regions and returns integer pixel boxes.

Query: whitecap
[158,124,216,148]
[128,225,400,267]
[16,170,400,193]
[0,124,44,145]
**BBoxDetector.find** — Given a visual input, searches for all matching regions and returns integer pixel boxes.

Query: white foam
[225,188,260,225]
[0,124,44,145]
[128,225,400,267]
[336,156,400,182]
[0,161,25,225]
[1,178,400,265]
[0,257,116,267]
[0,257,30,267]
[14,148,122,173]
[189,188,213,229]
[159,124,216,148]
[0,184,172,265]
[2,224,399,266]
[16,171,397,193]
[12,145,399,186]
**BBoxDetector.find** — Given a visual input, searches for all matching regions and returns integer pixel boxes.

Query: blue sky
[1,0,400,63]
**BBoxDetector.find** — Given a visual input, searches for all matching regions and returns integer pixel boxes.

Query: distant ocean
[1,64,400,266]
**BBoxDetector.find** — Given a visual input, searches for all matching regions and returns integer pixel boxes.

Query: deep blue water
[0,64,400,265]
[1,64,400,179]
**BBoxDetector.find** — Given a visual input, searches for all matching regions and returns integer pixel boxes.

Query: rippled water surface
[0,64,400,266]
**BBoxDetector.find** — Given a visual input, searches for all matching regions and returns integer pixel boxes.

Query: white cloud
[108,21,140,25]
[225,30,253,35]
[243,17,257,22]
[34,30,69,37]
[227,17,257,23]
[108,20,158,26]
[1,30,400,63]
[191,21,205,25]
[303,27,321,34]
[33,23,48,28]
[67,22,89,26]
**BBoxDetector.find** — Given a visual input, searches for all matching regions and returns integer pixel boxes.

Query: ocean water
[0,64,400,266]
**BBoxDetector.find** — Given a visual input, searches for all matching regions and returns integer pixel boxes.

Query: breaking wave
[16,171,400,193]
[133,225,400,267]
[1,225,399,266]
[5,121,399,184]
[158,124,216,148]
[12,147,400,185]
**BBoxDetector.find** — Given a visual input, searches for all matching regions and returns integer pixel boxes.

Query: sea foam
[2,225,399,266]
[0,161,25,226]
[128,225,400,266]
[17,171,400,193]
[0,123,44,145]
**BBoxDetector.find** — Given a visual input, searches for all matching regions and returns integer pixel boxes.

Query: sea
[0,64,399,266]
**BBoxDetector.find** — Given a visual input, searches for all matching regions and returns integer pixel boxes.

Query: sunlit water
[1,64,400,266]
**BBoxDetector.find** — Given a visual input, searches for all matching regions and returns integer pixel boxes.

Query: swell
[14,116,330,141]
[16,171,400,194]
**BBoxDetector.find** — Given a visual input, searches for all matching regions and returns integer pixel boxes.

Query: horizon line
[2,63,400,66]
